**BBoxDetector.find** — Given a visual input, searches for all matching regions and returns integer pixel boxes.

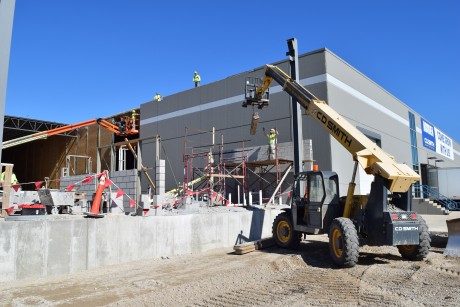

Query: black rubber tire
[329,217,360,268]
[397,217,431,261]
[272,212,301,249]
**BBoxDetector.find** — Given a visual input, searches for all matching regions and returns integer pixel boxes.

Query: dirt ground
[0,233,459,307]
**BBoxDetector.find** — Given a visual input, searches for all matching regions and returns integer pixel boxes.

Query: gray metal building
[140,48,460,199]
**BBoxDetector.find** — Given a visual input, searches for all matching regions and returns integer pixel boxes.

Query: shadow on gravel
[430,233,448,248]
[358,252,399,265]
[430,233,448,254]
[257,239,424,268]
[258,239,338,269]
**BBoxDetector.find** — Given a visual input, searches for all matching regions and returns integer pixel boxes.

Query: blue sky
[5,1,460,142]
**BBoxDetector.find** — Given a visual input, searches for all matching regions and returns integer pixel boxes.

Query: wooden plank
[234,246,255,255]
[233,238,275,255]
[209,174,244,179]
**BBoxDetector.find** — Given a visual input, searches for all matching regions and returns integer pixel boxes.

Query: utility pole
[287,38,304,196]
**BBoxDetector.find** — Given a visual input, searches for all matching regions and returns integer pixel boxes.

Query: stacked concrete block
[109,170,138,213]
[59,174,98,197]
[110,170,138,200]
[60,170,139,213]
[156,159,165,195]
[303,139,314,171]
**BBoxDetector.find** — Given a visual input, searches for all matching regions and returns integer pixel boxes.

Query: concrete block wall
[60,170,138,201]
[0,208,281,282]
[110,170,138,199]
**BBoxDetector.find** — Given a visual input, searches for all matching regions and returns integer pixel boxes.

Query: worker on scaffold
[263,127,278,160]
[131,110,137,131]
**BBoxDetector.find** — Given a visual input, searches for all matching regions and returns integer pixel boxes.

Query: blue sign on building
[421,119,436,152]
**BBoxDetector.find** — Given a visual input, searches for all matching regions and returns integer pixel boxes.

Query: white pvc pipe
[238,185,240,205]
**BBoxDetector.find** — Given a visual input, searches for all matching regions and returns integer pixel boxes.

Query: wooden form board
[233,238,275,255]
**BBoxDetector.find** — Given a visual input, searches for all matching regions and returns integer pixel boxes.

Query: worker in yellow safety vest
[263,127,279,160]
[131,110,137,130]
[154,93,162,101]
[193,71,201,87]
[1,171,18,186]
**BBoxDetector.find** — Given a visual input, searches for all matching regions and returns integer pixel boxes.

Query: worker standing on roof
[193,71,201,87]
[263,127,278,160]
[154,93,162,101]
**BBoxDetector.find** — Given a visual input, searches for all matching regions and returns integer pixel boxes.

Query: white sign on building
[421,118,454,160]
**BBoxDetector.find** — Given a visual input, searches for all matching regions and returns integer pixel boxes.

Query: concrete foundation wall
[0,208,281,282]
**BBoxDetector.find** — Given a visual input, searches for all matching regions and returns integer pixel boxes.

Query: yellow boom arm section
[259,64,419,193]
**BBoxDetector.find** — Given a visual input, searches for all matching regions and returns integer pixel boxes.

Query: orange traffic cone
[84,170,107,218]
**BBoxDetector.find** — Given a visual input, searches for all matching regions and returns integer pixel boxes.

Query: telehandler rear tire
[329,217,359,267]
[397,217,431,260]
[272,212,301,249]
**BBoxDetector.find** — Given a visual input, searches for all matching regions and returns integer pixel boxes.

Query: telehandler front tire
[397,217,431,260]
[329,217,359,267]
[272,212,301,249]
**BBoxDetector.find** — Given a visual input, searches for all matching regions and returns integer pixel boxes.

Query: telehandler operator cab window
[307,172,339,206]
[308,173,324,204]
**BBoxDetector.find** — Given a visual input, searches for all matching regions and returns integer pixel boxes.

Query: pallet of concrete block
[233,238,275,255]
[37,189,75,214]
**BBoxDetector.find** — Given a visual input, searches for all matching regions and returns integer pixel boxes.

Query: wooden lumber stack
[233,238,275,255]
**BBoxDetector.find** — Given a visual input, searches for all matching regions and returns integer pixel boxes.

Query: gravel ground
[0,232,459,306]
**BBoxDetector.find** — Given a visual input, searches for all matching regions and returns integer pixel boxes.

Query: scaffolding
[182,127,292,206]
[183,127,245,205]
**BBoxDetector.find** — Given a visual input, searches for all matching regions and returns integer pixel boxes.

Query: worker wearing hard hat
[131,110,137,130]
[193,71,201,87]
[154,93,162,101]
[263,127,279,160]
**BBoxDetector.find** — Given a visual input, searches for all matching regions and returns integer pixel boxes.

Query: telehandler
[244,64,430,267]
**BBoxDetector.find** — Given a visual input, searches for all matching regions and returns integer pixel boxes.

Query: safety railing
[414,184,458,211]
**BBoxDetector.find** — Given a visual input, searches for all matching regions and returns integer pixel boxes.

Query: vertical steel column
[0,0,16,163]
[287,38,304,196]
[96,125,101,173]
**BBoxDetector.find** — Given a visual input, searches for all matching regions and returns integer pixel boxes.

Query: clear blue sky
[5,1,460,142]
